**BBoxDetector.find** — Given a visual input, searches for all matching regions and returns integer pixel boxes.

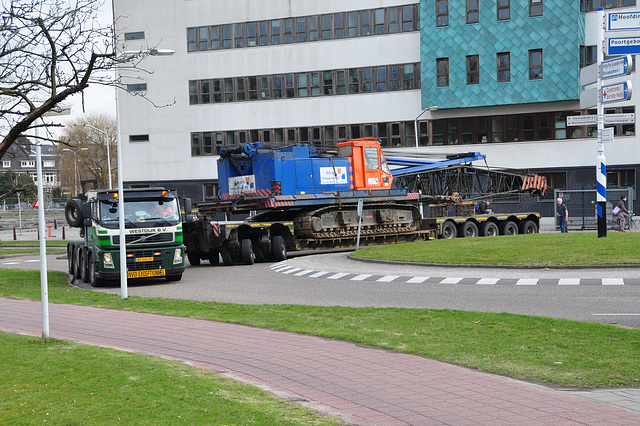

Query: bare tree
[0,0,167,161]
[59,112,117,192]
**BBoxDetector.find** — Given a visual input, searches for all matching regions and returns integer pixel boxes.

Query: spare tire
[65,198,84,227]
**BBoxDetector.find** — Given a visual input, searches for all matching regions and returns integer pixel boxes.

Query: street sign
[602,127,614,144]
[607,37,640,55]
[602,55,633,79]
[579,63,597,86]
[608,11,640,31]
[567,113,635,126]
[602,81,632,103]
[580,87,597,108]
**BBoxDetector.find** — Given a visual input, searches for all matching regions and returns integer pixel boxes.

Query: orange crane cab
[337,138,393,191]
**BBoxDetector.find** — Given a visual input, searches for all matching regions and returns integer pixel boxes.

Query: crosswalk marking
[377,275,399,282]
[406,276,429,283]
[558,278,580,286]
[441,277,462,284]
[477,278,499,285]
[351,274,372,281]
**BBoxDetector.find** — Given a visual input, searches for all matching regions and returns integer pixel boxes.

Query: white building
[113,0,640,221]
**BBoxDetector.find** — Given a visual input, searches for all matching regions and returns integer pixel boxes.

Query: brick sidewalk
[1,297,638,425]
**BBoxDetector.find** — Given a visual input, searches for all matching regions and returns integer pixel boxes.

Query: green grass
[352,233,640,266]
[0,248,66,255]
[0,240,68,246]
[0,332,342,425]
[1,268,639,389]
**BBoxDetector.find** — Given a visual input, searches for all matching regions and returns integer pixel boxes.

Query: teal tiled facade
[420,0,585,110]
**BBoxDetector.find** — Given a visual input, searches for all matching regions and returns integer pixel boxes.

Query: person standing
[616,195,631,232]
[556,198,568,233]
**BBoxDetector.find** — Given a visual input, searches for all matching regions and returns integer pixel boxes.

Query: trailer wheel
[241,239,255,265]
[480,222,499,237]
[80,248,90,283]
[271,235,287,261]
[220,242,233,266]
[187,252,201,266]
[208,251,220,265]
[89,257,107,287]
[460,221,479,238]
[253,239,268,263]
[64,198,84,227]
[500,220,519,236]
[519,220,538,234]
[441,221,457,239]
[67,244,75,274]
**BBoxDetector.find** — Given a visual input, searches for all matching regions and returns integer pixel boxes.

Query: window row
[437,0,543,27]
[430,107,635,145]
[187,5,419,52]
[437,50,542,86]
[189,64,420,105]
[582,0,635,11]
[191,121,420,156]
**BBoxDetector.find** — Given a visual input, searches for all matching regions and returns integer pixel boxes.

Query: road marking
[440,277,462,284]
[377,275,399,282]
[282,268,301,275]
[516,279,538,285]
[477,278,499,285]
[602,278,624,285]
[592,313,640,316]
[406,276,429,283]
[2,262,20,265]
[558,278,580,286]
[327,272,349,280]
[308,271,329,278]
[24,260,40,263]
[351,274,372,281]
[294,270,314,276]
[272,265,297,273]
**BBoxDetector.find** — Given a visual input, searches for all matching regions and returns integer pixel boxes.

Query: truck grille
[113,232,174,245]
[128,250,165,271]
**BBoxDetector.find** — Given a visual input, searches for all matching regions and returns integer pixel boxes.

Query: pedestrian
[613,195,631,232]
[476,199,492,214]
[556,197,568,233]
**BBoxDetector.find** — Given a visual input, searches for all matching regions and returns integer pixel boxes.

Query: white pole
[115,60,128,300]
[596,7,607,237]
[35,141,50,339]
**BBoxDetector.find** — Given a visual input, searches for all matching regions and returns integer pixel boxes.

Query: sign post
[597,8,607,237]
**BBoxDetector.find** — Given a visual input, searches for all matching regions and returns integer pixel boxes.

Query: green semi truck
[64,187,185,286]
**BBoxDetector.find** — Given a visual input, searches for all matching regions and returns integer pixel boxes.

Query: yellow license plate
[127,269,165,279]
[135,257,154,262]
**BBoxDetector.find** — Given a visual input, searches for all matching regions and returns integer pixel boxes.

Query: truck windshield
[99,198,180,228]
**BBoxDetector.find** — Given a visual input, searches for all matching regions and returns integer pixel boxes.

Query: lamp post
[115,47,175,300]
[414,106,438,153]
[63,147,89,196]
[75,124,112,188]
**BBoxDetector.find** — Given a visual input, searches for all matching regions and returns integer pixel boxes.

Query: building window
[467,55,479,84]
[2,161,11,168]
[530,0,543,16]
[203,183,218,201]
[529,49,543,79]
[467,0,479,23]
[607,169,635,189]
[436,0,448,27]
[584,0,636,12]
[497,52,510,82]
[538,172,566,200]
[125,31,145,40]
[497,0,510,20]
[437,58,449,86]
[21,161,35,167]
[580,45,597,68]
[129,134,149,142]
[126,84,147,92]
[43,160,55,168]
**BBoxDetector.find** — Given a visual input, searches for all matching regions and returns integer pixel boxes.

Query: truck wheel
[519,220,538,234]
[441,221,457,239]
[73,247,83,280]
[89,257,106,287]
[67,244,75,274]
[166,274,182,282]
[241,239,255,265]
[460,221,478,238]
[187,252,201,266]
[208,251,220,265]
[80,248,90,283]
[480,222,499,237]
[500,220,519,236]
[220,242,233,266]
[64,198,84,227]
[271,235,287,261]
[253,239,267,263]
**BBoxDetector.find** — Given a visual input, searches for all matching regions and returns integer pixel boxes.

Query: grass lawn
[1,267,639,390]
[0,332,342,425]
[352,232,640,266]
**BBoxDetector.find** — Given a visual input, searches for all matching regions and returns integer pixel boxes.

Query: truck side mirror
[82,202,91,220]
[183,213,195,223]
[183,197,192,214]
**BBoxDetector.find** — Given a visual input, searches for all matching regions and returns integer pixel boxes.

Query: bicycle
[607,212,636,231]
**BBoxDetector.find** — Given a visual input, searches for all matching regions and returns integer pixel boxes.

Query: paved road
[3,249,640,329]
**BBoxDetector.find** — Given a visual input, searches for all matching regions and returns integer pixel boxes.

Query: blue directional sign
[602,81,632,104]
[602,55,633,79]
[607,37,640,55]
[608,12,640,31]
